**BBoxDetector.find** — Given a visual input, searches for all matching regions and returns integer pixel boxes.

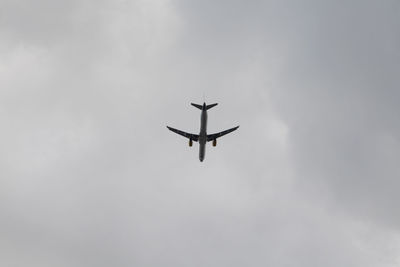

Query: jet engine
[189,139,193,147]
[212,139,217,147]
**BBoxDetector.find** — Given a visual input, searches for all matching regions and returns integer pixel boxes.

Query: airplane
[167,102,239,162]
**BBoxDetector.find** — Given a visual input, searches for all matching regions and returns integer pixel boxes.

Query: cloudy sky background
[1,0,400,266]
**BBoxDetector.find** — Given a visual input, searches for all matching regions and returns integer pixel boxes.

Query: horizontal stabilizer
[191,103,218,110]
[191,103,203,110]
[206,103,218,110]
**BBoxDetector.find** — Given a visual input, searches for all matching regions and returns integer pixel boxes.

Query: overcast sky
[1,0,400,266]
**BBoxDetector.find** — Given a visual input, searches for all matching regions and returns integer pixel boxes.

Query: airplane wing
[167,126,199,141]
[207,126,239,141]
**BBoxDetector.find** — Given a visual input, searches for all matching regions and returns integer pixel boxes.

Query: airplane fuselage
[198,103,208,162]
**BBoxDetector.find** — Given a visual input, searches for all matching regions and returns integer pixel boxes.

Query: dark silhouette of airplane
[167,102,239,162]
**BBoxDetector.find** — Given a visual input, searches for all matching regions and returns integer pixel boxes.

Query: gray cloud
[1,0,400,266]
[268,0,400,226]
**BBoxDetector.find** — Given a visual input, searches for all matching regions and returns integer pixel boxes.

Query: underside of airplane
[167,102,239,162]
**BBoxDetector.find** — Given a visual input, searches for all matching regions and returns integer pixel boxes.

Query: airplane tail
[191,103,218,110]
